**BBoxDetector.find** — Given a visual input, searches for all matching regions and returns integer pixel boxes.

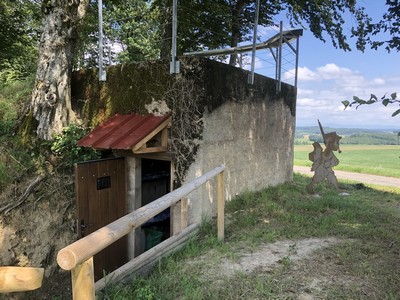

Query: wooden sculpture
[306,120,342,194]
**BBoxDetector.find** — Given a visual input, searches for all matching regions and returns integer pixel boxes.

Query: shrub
[51,124,101,168]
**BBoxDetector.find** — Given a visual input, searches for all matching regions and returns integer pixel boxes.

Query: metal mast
[170,0,180,74]
[249,0,260,85]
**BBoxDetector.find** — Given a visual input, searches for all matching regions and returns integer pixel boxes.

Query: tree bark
[30,0,89,140]
[159,0,173,61]
[229,0,247,66]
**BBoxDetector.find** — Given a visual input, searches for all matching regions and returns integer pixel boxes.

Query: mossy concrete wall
[71,57,296,224]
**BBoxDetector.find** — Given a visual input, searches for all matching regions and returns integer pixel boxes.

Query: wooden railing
[0,267,44,293]
[57,164,225,299]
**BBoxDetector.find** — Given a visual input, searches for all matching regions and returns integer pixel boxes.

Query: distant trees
[297,132,399,146]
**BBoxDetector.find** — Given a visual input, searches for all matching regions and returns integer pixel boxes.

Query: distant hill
[295,126,400,145]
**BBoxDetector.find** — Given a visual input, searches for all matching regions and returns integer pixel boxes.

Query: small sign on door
[97,176,111,190]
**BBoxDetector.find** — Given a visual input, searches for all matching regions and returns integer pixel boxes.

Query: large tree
[30,0,89,140]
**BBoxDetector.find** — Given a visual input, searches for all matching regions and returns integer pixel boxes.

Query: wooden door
[75,157,128,280]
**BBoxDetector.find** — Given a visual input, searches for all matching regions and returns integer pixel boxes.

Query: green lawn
[99,175,400,300]
[294,144,400,178]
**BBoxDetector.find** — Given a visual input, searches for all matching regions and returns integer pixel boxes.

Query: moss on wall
[72,60,172,129]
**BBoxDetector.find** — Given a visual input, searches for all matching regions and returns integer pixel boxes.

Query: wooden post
[0,267,44,293]
[71,257,95,300]
[171,198,188,235]
[181,198,188,231]
[171,201,181,235]
[217,171,224,241]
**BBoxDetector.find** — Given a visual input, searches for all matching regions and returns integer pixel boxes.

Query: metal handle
[79,220,93,237]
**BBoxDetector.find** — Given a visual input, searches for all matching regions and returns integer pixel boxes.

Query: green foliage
[100,277,156,300]
[0,76,36,188]
[50,124,100,168]
[105,0,161,63]
[74,0,371,68]
[0,142,34,190]
[342,93,400,122]
[0,75,34,135]
[352,1,400,52]
[0,0,40,83]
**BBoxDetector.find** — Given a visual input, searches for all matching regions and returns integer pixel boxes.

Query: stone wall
[184,85,295,223]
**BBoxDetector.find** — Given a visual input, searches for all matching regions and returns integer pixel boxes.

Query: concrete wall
[183,94,295,224]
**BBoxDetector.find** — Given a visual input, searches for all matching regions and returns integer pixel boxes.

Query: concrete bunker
[71,57,297,278]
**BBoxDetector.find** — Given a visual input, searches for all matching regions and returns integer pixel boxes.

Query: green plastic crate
[144,228,163,250]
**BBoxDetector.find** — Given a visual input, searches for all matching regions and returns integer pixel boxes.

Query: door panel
[75,157,127,280]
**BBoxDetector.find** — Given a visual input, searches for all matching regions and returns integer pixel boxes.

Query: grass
[99,175,400,299]
[0,76,36,189]
[294,144,400,178]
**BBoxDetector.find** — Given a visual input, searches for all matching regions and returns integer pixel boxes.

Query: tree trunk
[159,0,173,61]
[229,0,247,66]
[30,0,89,140]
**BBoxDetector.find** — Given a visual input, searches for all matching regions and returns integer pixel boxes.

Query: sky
[251,1,400,130]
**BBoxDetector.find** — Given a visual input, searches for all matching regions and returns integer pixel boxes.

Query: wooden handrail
[0,267,44,293]
[57,164,225,271]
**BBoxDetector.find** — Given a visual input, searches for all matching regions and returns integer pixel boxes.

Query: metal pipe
[249,0,260,84]
[170,0,179,74]
[277,21,283,92]
[295,36,300,88]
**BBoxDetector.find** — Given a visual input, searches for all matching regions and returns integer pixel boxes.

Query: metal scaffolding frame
[183,25,303,91]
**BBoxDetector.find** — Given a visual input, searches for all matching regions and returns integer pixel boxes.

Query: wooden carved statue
[306,120,342,194]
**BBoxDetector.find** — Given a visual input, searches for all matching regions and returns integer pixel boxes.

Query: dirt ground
[183,236,390,299]
[294,165,400,188]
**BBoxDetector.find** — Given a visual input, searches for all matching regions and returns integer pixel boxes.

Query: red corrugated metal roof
[77,112,172,150]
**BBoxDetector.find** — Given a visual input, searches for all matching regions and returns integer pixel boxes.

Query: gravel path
[294,165,400,188]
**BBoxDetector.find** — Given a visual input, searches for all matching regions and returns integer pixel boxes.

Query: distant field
[294,144,400,178]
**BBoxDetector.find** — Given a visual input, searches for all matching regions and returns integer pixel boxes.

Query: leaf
[341,100,350,109]
[382,99,390,106]
[391,109,400,117]
[391,92,397,100]
[356,99,366,104]
[370,94,378,101]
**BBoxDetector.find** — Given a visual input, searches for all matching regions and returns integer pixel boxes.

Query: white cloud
[370,78,385,85]
[292,63,400,129]
[295,67,318,81]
